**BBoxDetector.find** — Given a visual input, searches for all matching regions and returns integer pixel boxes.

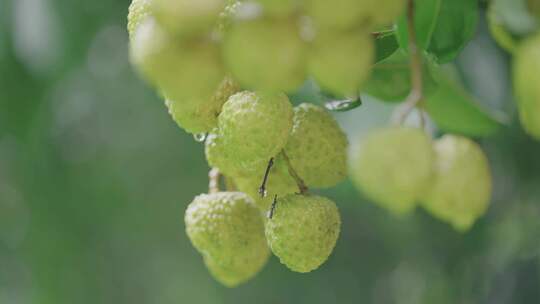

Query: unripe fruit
[185,192,270,286]
[309,31,374,97]
[306,0,368,30]
[223,17,307,92]
[166,77,240,134]
[130,18,224,101]
[284,103,348,188]
[152,0,225,37]
[218,91,294,169]
[350,127,434,215]
[265,194,341,273]
[127,0,152,40]
[233,154,298,211]
[513,34,540,139]
[254,0,301,17]
[359,0,406,27]
[421,135,492,232]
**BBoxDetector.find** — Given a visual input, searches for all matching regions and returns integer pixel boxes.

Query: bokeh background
[1,0,540,303]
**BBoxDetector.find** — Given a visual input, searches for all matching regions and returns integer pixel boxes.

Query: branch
[208,168,220,194]
[258,158,274,198]
[393,0,424,125]
[281,151,308,194]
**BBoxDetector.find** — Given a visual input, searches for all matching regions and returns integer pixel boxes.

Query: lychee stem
[267,195,278,219]
[258,157,275,198]
[208,168,221,194]
[393,0,424,125]
[281,151,308,194]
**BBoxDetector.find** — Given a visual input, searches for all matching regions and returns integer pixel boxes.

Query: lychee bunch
[350,127,435,215]
[265,194,341,273]
[421,135,492,232]
[185,192,270,287]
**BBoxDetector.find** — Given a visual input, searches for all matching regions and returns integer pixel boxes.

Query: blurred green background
[1,0,540,303]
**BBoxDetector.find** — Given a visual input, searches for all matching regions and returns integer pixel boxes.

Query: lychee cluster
[350,127,492,232]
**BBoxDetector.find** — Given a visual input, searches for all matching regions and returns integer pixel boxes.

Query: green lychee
[309,31,374,97]
[513,33,540,140]
[306,0,369,30]
[223,16,307,92]
[421,135,492,232]
[255,0,301,17]
[127,0,152,40]
[218,91,294,169]
[152,0,225,37]
[284,103,348,188]
[185,192,270,286]
[129,18,224,101]
[166,77,240,134]
[265,194,341,273]
[350,127,434,215]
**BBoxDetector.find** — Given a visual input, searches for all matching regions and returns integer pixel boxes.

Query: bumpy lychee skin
[166,77,240,134]
[185,192,270,286]
[233,154,298,211]
[421,135,492,232]
[309,31,374,97]
[265,194,341,273]
[130,18,224,101]
[284,103,348,188]
[513,34,540,140]
[127,0,152,40]
[350,127,434,215]
[218,91,294,169]
[152,0,225,37]
[223,17,307,92]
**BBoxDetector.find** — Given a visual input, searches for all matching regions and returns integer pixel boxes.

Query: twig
[392,0,424,125]
[258,158,274,198]
[281,151,308,194]
[267,195,278,219]
[208,168,220,194]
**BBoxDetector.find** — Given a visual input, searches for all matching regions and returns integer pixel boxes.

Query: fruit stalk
[393,0,425,125]
[258,157,275,198]
[281,151,308,194]
[209,168,221,194]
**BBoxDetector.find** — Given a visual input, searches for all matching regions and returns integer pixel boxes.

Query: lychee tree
[126,0,540,287]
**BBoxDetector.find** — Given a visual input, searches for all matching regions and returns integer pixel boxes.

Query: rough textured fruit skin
[223,17,307,92]
[218,91,294,169]
[130,18,224,101]
[166,77,240,134]
[309,31,374,97]
[233,154,298,211]
[350,127,434,215]
[185,192,270,287]
[265,194,341,273]
[152,0,225,37]
[421,135,492,232]
[284,103,348,188]
[127,0,152,40]
[513,34,540,140]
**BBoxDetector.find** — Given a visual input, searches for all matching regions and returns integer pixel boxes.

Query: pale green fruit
[215,1,241,37]
[166,77,240,134]
[309,31,374,97]
[130,18,224,101]
[255,0,301,16]
[223,17,307,92]
[265,194,341,273]
[233,154,298,211]
[284,103,348,188]
[350,127,434,215]
[127,0,152,40]
[358,0,406,27]
[306,0,368,29]
[218,91,294,169]
[185,192,270,286]
[513,33,540,139]
[152,0,225,37]
[421,135,492,232]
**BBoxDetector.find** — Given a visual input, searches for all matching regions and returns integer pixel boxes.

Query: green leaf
[424,73,506,137]
[396,0,442,50]
[374,32,399,63]
[362,50,437,102]
[427,0,479,63]
[324,97,362,112]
